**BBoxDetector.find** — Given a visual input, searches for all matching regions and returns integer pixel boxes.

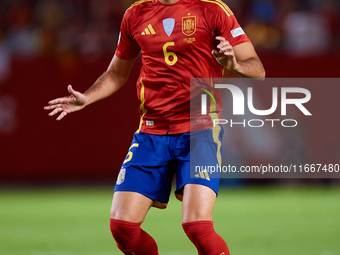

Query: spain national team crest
[182,16,196,36]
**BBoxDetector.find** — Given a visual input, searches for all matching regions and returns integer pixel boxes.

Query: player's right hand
[44,85,87,121]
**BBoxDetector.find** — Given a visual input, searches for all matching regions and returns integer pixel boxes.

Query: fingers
[50,109,67,121]
[211,49,221,58]
[44,85,78,121]
[44,103,66,118]
[44,104,62,113]
[217,41,233,55]
[50,107,67,120]
[215,36,234,56]
[49,107,62,116]
[213,36,237,68]
[44,104,67,120]
[46,97,73,106]
[44,104,57,111]
[45,85,76,106]
[56,111,67,121]
[215,36,226,42]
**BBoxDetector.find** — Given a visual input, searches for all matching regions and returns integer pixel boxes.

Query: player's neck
[158,0,180,4]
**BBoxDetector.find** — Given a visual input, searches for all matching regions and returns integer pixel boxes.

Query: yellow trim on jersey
[209,77,217,112]
[127,0,152,10]
[200,0,233,17]
[216,0,234,15]
[208,77,222,166]
[210,120,222,166]
[136,78,147,134]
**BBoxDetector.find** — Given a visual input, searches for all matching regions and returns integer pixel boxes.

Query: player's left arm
[212,36,265,80]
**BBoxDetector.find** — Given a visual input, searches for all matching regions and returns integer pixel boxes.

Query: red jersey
[116,0,249,134]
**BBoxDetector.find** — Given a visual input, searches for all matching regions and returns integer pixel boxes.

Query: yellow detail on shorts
[195,169,211,181]
[136,78,147,134]
[123,143,139,164]
[204,170,210,180]
[200,0,233,17]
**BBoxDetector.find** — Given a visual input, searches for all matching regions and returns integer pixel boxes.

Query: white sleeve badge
[231,27,245,38]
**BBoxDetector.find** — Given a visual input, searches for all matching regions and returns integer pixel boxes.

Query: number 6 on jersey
[163,42,178,66]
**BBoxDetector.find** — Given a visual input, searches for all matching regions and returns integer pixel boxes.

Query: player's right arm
[44,55,136,121]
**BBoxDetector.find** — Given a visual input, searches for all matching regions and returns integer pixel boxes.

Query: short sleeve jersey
[116,0,249,134]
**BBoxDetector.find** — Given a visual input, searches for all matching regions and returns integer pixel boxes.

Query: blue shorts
[114,125,224,209]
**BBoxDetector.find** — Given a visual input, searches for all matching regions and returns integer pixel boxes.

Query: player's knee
[182,220,214,240]
[183,210,213,223]
[110,218,159,255]
[110,218,141,250]
[182,221,229,255]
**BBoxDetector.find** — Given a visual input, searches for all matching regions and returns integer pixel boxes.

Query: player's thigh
[114,132,175,209]
[110,191,153,223]
[182,184,217,223]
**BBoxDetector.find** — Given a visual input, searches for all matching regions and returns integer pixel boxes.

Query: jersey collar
[153,0,192,4]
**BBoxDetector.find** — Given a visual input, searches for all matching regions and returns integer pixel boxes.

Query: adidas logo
[141,24,156,35]
[195,169,210,181]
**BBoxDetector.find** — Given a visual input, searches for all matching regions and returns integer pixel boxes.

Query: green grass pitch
[0,185,339,255]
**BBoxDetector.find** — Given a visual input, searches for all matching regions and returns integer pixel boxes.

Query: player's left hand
[212,36,239,71]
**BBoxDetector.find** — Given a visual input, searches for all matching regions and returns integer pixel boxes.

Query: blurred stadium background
[0,0,339,254]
